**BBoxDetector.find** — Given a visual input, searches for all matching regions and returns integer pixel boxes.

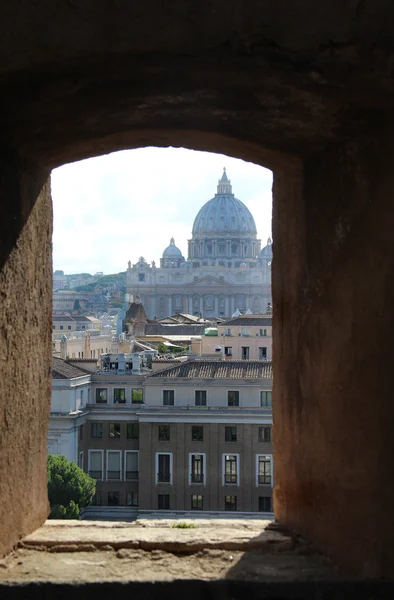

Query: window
[157,453,172,484]
[257,455,272,485]
[260,391,272,407]
[96,388,108,404]
[158,494,170,510]
[78,451,83,470]
[67,325,72,330]
[224,328,232,336]
[138,273,145,282]
[227,391,239,407]
[60,325,64,330]
[132,388,143,404]
[109,423,121,438]
[127,422,139,439]
[108,491,119,506]
[190,454,205,484]
[127,492,139,507]
[80,390,84,406]
[241,328,250,336]
[195,390,207,406]
[158,424,170,441]
[79,424,83,440]
[259,426,271,443]
[125,451,139,480]
[91,491,102,506]
[259,496,272,512]
[259,347,268,360]
[224,346,233,356]
[163,390,174,405]
[114,388,126,404]
[241,346,250,359]
[224,454,239,485]
[88,450,103,480]
[259,328,268,337]
[225,426,237,442]
[191,495,203,510]
[91,423,102,439]
[191,425,203,442]
[225,495,237,511]
[106,450,121,480]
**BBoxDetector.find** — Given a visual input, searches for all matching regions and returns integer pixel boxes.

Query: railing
[224,473,238,484]
[125,470,139,480]
[107,470,121,480]
[258,475,271,485]
[157,472,171,483]
[89,470,102,480]
[191,473,204,484]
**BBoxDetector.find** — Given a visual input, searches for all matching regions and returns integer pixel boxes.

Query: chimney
[132,353,141,374]
[60,336,67,360]
[117,353,126,374]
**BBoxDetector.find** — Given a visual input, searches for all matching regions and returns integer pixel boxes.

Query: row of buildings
[50,352,273,515]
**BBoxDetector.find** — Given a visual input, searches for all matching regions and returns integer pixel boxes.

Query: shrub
[47,454,96,519]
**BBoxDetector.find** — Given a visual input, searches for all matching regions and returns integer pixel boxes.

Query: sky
[51,147,273,275]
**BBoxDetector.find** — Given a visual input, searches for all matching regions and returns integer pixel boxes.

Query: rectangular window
[127,423,139,439]
[60,325,64,330]
[114,388,126,404]
[241,346,250,359]
[259,347,268,360]
[158,494,170,510]
[157,453,172,484]
[224,454,238,485]
[91,423,102,439]
[163,390,174,406]
[259,426,271,443]
[224,346,233,356]
[227,390,239,407]
[260,391,272,407]
[257,455,272,485]
[158,424,170,441]
[88,450,103,480]
[259,329,268,337]
[132,388,144,404]
[79,424,83,440]
[191,495,203,510]
[225,426,237,442]
[108,491,119,506]
[138,273,145,282]
[225,495,237,511]
[78,451,84,470]
[259,496,272,512]
[195,390,207,406]
[125,451,139,480]
[68,325,72,330]
[91,491,102,506]
[96,388,108,404]
[109,423,121,438]
[224,328,232,336]
[191,425,203,442]
[241,328,250,336]
[107,450,121,480]
[190,454,204,484]
[127,492,139,507]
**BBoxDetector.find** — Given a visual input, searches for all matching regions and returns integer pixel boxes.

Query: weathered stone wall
[0,153,52,557]
[273,123,394,577]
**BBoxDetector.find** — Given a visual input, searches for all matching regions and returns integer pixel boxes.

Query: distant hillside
[74,271,126,293]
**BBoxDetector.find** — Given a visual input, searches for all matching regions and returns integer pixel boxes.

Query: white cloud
[51,147,272,274]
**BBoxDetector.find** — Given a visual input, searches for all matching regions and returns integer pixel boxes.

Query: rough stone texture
[0,154,52,558]
[273,130,394,577]
[1,0,394,578]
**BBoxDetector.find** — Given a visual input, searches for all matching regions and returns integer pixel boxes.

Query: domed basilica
[126,169,272,319]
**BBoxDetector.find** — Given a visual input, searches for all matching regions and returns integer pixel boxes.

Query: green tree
[73,298,81,311]
[47,454,96,519]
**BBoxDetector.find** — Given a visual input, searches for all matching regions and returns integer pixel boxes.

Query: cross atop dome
[217,167,233,195]
[170,237,175,245]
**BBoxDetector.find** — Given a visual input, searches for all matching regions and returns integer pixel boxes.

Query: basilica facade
[126,169,272,320]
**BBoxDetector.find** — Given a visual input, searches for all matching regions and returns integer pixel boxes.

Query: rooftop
[52,357,91,379]
[150,359,272,379]
[221,315,273,327]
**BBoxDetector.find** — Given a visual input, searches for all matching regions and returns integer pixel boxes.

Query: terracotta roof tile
[150,360,272,380]
[52,357,91,379]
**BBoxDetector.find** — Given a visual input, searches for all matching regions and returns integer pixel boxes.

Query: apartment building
[51,354,273,515]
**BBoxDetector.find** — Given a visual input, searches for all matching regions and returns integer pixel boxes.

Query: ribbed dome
[259,237,273,259]
[192,169,257,237]
[163,237,182,257]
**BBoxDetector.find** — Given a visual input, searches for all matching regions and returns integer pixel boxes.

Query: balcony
[191,473,204,484]
[125,470,139,480]
[258,475,272,485]
[224,473,238,485]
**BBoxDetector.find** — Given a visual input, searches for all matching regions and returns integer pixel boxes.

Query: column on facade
[214,296,219,315]
[200,296,204,315]
[212,240,217,257]
[226,239,231,258]
[225,296,230,317]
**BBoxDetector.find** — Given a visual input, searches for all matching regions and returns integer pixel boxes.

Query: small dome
[259,237,273,259]
[163,237,182,258]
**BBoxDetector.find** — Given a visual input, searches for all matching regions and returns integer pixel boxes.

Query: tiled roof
[53,316,75,322]
[52,357,91,379]
[220,316,273,326]
[150,360,272,379]
[145,324,207,336]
